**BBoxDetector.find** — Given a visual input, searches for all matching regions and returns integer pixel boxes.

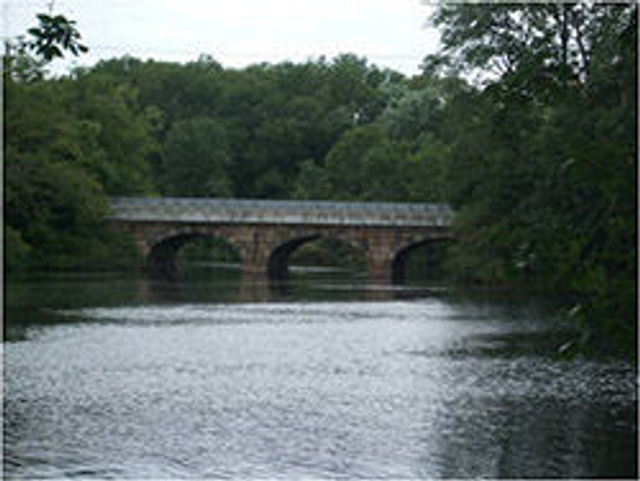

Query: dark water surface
[3,267,637,479]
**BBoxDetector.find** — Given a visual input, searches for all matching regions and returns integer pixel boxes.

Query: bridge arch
[267,233,367,279]
[146,228,243,279]
[267,234,320,279]
[391,238,451,284]
[126,224,452,283]
[143,227,376,281]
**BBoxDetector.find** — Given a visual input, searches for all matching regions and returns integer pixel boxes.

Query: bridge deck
[108,197,453,227]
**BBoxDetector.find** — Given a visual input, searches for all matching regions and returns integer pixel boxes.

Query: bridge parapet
[108,197,454,227]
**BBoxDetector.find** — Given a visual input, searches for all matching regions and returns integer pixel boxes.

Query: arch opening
[392,239,451,284]
[270,236,366,280]
[148,233,240,280]
[267,235,320,279]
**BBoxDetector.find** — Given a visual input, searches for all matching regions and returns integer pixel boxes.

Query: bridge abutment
[367,264,393,283]
[229,227,278,277]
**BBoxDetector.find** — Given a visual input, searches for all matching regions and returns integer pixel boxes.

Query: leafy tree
[380,83,444,140]
[426,2,637,356]
[69,72,160,194]
[162,118,232,197]
[358,139,415,201]
[325,54,394,124]
[293,159,331,200]
[26,13,88,60]
[319,123,427,202]
[4,12,151,271]
[4,225,32,272]
[3,37,49,83]
[5,150,109,268]
[322,124,385,200]
[406,135,451,202]
[4,9,89,81]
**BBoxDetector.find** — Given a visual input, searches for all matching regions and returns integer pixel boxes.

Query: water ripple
[4,299,637,479]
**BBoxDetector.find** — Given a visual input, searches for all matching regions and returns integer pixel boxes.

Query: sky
[2,0,441,76]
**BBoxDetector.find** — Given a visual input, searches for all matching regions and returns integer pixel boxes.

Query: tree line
[4,3,636,357]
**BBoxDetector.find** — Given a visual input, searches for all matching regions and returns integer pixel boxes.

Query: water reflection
[4,264,446,327]
[3,268,637,479]
[425,363,637,478]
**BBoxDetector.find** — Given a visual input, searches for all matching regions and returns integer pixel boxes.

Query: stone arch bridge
[108,197,454,283]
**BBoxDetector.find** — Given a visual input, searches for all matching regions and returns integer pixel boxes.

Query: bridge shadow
[141,265,440,304]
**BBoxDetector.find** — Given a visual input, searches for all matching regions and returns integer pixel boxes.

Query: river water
[3,266,637,479]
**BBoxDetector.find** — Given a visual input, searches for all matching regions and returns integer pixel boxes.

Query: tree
[4,12,149,271]
[4,10,89,82]
[323,124,385,200]
[5,150,109,268]
[319,123,426,202]
[162,118,232,197]
[426,2,637,356]
[293,159,331,200]
[26,13,88,60]
[426,3,635,95]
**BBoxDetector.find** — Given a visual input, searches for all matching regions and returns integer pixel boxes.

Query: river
[3,265,637,478]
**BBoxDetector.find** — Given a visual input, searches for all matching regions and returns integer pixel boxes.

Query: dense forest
[4,4,636,357]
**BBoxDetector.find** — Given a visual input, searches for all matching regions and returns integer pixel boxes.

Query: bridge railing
[108,197,454,227]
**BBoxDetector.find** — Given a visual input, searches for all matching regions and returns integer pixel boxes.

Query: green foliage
[4,225,32,272]
[293,159,332,200]
[5,15,153,272]
[26,13,88,60]
[309,119,451,203]
[3,37,48,83]
[380,82,444,140]
[427,2,637,357]
[69,74,159,194]
[5,151,108,269]
[162,118,232,197]
[406,136,451,202]
[3,11,88,84]
[322,124,385,200]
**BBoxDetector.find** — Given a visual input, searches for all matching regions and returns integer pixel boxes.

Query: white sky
[2,0,440,76]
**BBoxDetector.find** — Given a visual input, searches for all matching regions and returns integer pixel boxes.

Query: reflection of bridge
[108,197,454,282]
